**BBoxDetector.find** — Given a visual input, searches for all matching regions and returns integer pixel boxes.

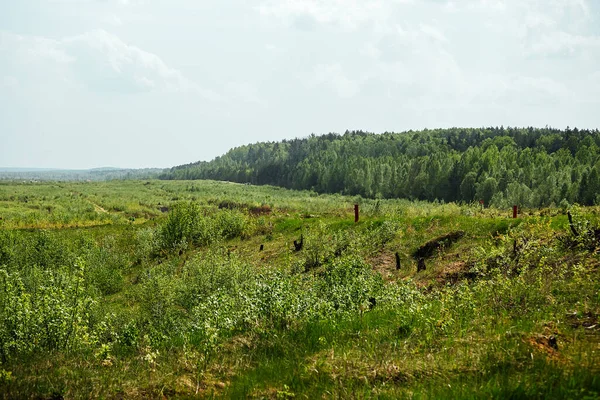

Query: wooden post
[395,252,401,270]
[512,205,518,219]
[567,211,579,237]
[294,234,304,251]
[417,258,426,272]
[354,204,359,223]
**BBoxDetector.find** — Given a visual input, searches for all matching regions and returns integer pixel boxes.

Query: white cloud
[117,0,144,6]
[133,75,155,89]
[107,15,123,26]
[525,30,600,58]
[516,0,599,57]
[359,21,462,97]
[313,64,360,98]
[258,0,395,30]
[419,24,448,42]
[524,13,556,30]
[0,32,73,64]
[224,82,266,106]
[259,0,600,112]
[2,76,18,88]
[1,29,220,99]
[502,76,572,105]
[64,29,195,92]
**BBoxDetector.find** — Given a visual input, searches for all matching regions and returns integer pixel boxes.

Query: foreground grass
[0,180,599,398]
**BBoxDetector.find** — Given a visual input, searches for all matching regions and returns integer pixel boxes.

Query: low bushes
[135,248,391,353]
[0,261,94,362]
[155,202,255,253]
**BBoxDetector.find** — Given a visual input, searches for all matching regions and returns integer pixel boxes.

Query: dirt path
[90,201,108,213]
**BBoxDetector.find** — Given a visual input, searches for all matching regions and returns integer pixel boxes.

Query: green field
[0,180,599,398]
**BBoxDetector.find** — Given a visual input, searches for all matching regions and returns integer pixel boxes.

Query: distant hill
[160,127,600,207]
[0,168,164,182]
[88,167,122,172]
[0,168,65,172]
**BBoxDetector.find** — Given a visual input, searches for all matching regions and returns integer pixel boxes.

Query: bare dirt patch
[436,260,478,285]
[370,251,399,279]
[526,334,562,363]
[88,200,108,214]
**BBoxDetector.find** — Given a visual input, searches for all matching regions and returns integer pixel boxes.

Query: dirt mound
[413,231,465,259]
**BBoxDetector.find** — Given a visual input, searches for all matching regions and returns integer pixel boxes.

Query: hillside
[160,127,600,207]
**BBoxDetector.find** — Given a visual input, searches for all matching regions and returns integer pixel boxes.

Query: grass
[0,179,598,398]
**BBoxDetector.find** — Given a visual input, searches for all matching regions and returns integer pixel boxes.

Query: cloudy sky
[1,0,599,169]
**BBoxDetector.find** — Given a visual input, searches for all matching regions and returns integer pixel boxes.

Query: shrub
[156,202,208,252]
[364,220,400,249]
[177,247,253,310]
[216,209,249,239]
[139,271,184,344]
[84,237,127,295]
[0,260,95,361]
[156,203,253,254]
[133,227,156,264]
[317,256,385,314]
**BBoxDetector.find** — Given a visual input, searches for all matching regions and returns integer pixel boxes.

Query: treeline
[0,168,164,182]
[160,127,600,207]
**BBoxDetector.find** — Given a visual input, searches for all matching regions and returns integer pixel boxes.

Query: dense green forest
[161,127,600,207]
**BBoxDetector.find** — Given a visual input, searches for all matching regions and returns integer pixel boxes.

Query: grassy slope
[0,180,599,399]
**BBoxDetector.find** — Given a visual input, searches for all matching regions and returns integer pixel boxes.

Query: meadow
[0,179,599,398]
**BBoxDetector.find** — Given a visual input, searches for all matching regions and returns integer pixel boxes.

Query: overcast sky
[1,0,599,169]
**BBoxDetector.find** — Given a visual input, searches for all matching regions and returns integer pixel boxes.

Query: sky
[1,0,599,169]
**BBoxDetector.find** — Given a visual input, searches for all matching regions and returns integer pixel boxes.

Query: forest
[161,127,600,207]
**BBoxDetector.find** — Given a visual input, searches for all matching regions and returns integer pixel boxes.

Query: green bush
[216,209,249,239]
[178,249,252,307]
[184,253,388,351]
[301,222,339,271]
[0,260,95,361]
[317,256,385,313]
[0,231,75,275]
[364,220,400,249]
[156,202,253,254]
[156,201,205,252]
[133,227,156,264]
[84,237,127,295]
[139,271,185,344]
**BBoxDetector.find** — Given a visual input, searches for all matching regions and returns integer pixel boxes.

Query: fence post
[513,205,518,219]
[354,204,359,223]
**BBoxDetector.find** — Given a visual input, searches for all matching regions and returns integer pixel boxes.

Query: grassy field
[0,180,599,399]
